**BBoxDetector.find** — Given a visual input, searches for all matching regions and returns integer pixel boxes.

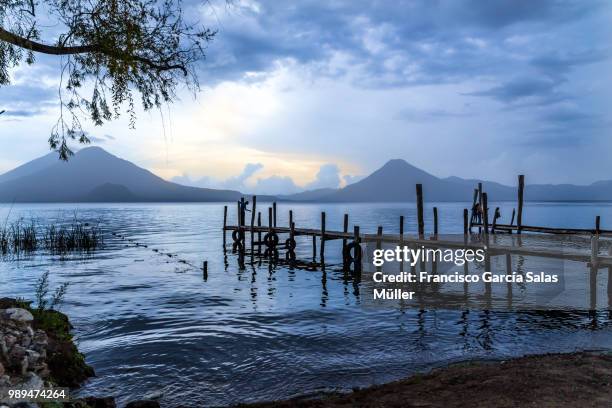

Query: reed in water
[0,218,104,255]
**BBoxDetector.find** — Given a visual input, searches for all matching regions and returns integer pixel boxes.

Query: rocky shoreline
[0,298,159,408]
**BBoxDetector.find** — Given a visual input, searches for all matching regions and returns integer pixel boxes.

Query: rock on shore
[0,307,50,394]
[0,299,161,408]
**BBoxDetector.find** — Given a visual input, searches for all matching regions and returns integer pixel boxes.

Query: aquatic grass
[0,217,104,256]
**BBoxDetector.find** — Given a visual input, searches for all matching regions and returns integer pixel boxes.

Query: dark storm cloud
[198,0,604,87]
[465,76,565,104]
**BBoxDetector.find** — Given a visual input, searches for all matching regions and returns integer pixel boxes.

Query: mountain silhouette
[0,147,242,202]
[1,149,612,203]
[288,159,612,202]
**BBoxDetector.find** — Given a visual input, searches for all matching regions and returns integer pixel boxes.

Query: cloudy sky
[1,0,611,194]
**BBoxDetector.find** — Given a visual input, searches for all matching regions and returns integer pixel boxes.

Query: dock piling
[250,196,257,252]
[320,212,326,262]
[416,184,425,238]
[223,205,228,246]
[433,207,438,237]
[517,175,525,234]
[482,193,489,234]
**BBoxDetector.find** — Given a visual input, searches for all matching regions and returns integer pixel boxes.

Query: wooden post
[463,209,468,236]
[223,205,228,246]
[416,184,424,238]
[517,175,524,234]
[273,202,277,228]
[268,207,273,230]
[478,183,483,234]
[492,207,500,234]
[433,207,438,237]
[312,235,317,261]
[240,197,246,226]
[510,208,516,226]
[257,212,262,254]
[596,216,601,235]
[376,226,383,271]
[250,196,257,252]
[469,188,478,232]
[320,212,326,261]
[342,213,349,252]
[289,210,293,229]
[354,225,361,273]
[203,261,208,281]
[482,193,489,234]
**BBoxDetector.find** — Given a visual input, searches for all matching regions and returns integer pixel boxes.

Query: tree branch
[0,27,94,54]
[0,27,188,74]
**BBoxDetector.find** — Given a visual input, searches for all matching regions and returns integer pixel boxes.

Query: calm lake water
[1,201,611,407]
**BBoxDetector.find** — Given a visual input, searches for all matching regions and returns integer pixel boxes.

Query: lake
[1,201,611,406]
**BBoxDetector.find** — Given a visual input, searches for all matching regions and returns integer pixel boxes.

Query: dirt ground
[238,352,612,408]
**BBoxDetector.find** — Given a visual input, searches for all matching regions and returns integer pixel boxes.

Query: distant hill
[2,149,612,203]
[0,147,243,202]
[284,159,612,202]
[0,151,58,184]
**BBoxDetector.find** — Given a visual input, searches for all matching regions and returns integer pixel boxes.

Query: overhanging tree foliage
[0,0,215,159]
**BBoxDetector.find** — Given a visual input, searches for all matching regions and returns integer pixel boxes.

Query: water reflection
[0,202,611,407]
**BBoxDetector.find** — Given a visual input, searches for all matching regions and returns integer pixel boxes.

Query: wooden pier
[223,175,612,274]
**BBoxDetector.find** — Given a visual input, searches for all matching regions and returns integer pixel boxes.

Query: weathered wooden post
[492,207,500,234]
[273,202,277,228]
[510,208,516,227]
[469,188,478,232]
[203,261,208,281]
[416,184,424,238]
[312,236,317,261]
[320,212,326,262]
[596,216,601,235]
[257,212,262,254]
[354,225,362,274]
[433,207,438,237]
[240,197,246,226]
[463,209,468,237]
[289,210,293,229]
[342,213,349,253]
[250,196,257,252]
[223,205,228,246]
[517,175,524,234]
[478,183,483,234]
[482,193,489,234]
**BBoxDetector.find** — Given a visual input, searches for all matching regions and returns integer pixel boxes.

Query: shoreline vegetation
[0,218,103,256]
[239,352,612,408]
